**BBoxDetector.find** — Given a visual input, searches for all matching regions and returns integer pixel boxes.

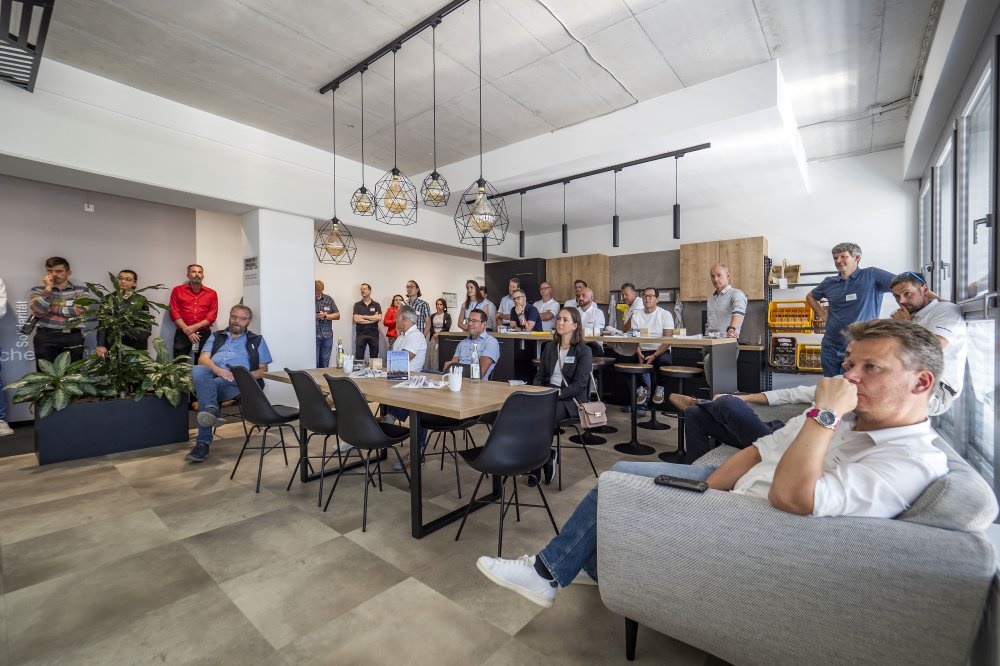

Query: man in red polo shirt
[169,264,218,361]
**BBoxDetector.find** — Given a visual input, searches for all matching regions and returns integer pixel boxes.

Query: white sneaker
[0,421,12,436]
[477,554,556,608]
[335,441,354,453]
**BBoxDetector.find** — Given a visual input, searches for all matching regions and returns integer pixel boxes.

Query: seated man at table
[626,287,675,412]
[508,289,542,331]
[383,305,430,469]
[442,309,499,380]
[476,318,948,608]
[186,304,272,463]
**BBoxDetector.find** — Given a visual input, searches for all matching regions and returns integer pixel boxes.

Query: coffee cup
[343,355,354,371]
[448,372,463,392]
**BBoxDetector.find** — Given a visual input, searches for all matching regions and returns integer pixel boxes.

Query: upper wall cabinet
[546,254,609,303]
[680,237,768,301]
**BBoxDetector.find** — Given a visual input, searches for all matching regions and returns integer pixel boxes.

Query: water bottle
[470,343,481,383]
[336,337,344,368]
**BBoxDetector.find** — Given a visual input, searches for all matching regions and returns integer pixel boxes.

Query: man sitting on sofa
[477,318,949,608]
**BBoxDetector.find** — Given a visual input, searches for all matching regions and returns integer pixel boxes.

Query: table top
[437,330,737,348]
[263,368,549,420]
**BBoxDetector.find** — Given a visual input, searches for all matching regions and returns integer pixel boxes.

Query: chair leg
[497,476,507,557]
[555,428,563,491]
[389,446,411,486]
[362,455,372,532]
[229,424,259,480]
[511,478,521,522]
[625,617,638,661]
[314,434,331,506]
[287,431,313,492]
[454,472,487,542]
[255,427,269,493]
[323,448,356,512]
[536,483,559,535]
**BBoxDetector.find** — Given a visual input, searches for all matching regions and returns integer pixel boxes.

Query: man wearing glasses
[404,280,432,339]
[508,289,542,331]
[807,242,895,376]
[95,269,152,358]
[442,309,499,380]
[185,304,272,463]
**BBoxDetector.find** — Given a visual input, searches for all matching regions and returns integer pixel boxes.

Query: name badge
[845,293,857,301]
[564,356,575,364]
[66,299,74,306]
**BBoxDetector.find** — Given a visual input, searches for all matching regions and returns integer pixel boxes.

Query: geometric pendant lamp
[316,89,357,265]
[375,47,417,225]
[350,68,375,216]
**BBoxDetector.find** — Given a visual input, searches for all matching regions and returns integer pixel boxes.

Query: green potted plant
[5,275,194,464]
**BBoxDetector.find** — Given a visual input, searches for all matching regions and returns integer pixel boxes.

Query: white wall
[526,149,918,277]
[194,210,245,315]
[314,237,484,352]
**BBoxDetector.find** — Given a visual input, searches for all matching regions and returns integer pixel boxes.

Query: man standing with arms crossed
[29,256,87,368]
[314,280,340,367]
[169,264,218,362]
[352,283,382,362]
[807,242,895,376]
[707,264,747,338]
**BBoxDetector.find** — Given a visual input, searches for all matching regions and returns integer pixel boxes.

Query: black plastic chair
[285,368,347,506]
[229,366,299,493]
[554,416,598,490]
[421,412,480,498]
[323,375,411,531]
[454,389,560,556]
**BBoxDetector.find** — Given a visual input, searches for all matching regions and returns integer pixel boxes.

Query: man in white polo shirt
[534,281,561,332]
[706,264,747,338]
[627,287,675,412]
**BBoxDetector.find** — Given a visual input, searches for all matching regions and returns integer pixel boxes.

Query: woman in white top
[459,280,483,332]
[429,297,452,370]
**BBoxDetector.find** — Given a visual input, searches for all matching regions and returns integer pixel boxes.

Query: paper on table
[391,375,447,389]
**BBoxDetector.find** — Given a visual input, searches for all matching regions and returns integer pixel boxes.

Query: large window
[934,142,955,298]
[959,68,993,301]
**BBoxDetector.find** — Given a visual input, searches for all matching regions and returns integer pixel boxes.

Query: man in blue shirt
[508,289,542,331]
[442,309,500,379]
[806,242,895,376]
[186,304,273,462]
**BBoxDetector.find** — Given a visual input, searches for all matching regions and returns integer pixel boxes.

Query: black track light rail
[494,142,711,198]
[319,0,471,94]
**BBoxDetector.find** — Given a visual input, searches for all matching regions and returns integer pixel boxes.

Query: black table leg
[615,373,655,456]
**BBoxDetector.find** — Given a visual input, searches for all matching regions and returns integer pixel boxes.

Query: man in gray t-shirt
[706,264,747,337]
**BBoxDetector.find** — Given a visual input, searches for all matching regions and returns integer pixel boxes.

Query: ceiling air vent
[0,0,54,92]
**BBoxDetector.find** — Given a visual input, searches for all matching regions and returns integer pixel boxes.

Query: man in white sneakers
[477,319,948,608]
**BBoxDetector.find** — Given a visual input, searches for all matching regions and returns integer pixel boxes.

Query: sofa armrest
[596,470,995,666]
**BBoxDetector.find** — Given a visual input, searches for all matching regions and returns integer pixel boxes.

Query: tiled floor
[0,407,723,665]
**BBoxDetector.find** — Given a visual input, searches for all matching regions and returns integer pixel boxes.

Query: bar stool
[656,366,704,462]
[612,363,656,456]
[637,363,672,432]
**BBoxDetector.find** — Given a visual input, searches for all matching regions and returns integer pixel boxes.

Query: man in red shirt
[169,264,218,361]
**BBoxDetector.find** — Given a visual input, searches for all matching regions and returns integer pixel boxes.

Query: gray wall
[0,174,196,421]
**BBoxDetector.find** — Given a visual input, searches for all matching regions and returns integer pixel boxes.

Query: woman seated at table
[531,307,593,484]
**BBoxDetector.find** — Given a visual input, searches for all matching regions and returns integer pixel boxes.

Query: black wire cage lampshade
[454,178,509,258]
[375,48,418,225]
[314,218,358,265]
[421,21,450,207]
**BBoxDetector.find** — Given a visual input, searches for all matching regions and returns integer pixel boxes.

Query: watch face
[816,410,837,427]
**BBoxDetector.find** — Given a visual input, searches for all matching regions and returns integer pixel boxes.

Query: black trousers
[33,328,84,368]
[355,333,379,361]
[173,328,212,363]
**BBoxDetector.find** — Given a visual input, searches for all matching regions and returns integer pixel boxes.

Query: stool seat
[592,357,615,367]
[614,363,650,374]
[531,358,541,366]
[658,366,703,378]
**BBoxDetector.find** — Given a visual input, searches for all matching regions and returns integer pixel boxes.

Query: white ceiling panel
[581,16,682,101]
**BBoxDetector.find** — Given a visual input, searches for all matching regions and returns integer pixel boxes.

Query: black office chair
[285,368,347,506]
[229,366,299,493]
[454,389,560,556]
[323,376,411,531]
[421,412,480,498]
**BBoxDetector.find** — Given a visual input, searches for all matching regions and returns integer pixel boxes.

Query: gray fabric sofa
[596,439,998,665]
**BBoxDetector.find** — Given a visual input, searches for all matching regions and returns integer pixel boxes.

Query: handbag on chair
[557,355,608,428]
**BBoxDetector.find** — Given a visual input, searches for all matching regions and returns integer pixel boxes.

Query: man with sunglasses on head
[185,304,272,463]
[807,242,895,376]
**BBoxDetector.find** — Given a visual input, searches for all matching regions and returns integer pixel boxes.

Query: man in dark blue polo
[186,304,272,463]
[806,242,895,376]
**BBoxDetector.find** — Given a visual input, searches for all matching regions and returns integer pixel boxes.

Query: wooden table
[263,368,548,539]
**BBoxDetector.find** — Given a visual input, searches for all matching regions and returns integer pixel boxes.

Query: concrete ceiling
[31,0,936,235]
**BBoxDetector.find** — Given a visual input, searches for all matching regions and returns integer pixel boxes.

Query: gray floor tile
[181,506,339,583]
[280,577,510,666]
[0,462,128,513]
[220,537,407,650]
[2,508,174,592]
[15,586,277,666]
[5,542,215,664]
[153,484,292,539]
[0,483,150,546]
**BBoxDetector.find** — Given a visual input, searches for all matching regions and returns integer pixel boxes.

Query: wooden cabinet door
[720,236,767,300]
[573,254,609,302]
[680,241,718,301]
[545,257,575,303]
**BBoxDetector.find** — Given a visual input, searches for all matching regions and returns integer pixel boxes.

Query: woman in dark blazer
[530,307,593,484]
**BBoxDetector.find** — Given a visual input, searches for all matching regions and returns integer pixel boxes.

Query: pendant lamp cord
[478,0,483,178]
[392,48,398,165]
[614,169,618,214]
[332,91,337,217]
[520,192,524,230]
[674,156,679,205]
[432,24,438,172]
[359,69,366,185]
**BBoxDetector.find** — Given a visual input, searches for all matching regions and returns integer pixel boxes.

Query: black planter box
[34,395,189,465]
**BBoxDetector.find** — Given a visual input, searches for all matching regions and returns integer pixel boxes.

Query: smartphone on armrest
[654,475,709,493]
